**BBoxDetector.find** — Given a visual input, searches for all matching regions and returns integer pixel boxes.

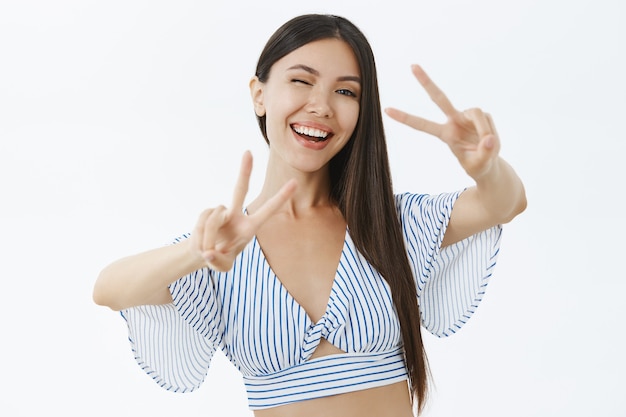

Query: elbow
[501,190,528,224]
[92,288,115,311]
[92,270,124,311]
[517,192,528,216]
[512,187,528,218]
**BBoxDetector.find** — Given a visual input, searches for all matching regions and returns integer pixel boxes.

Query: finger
[203,249,232,272]
[250,179,297,227]
[482,113,501,155]
[462,108,493,141]
[231,151,253,210]
[485,113,499,138]
[201,205,228,254]
[483,113,501,153]
[385,107,442,137]
[411,65,457,117]
[192,208,213,251]
[470,112,501,160]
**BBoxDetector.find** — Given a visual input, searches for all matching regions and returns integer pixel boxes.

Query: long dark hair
[255,14,429,414]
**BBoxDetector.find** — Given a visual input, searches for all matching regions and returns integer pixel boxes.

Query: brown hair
[255,14,430,414]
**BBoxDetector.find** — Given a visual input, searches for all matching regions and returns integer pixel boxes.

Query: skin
[386,64,527,247]
[93,39,526,417]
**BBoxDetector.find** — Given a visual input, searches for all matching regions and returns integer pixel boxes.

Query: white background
[1,0,624,415]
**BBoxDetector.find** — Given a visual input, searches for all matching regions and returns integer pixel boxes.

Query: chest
[255,215,346,322]
[216,233,402,376]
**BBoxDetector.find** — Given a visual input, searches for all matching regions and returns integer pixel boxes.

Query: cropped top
[121,191,503,410]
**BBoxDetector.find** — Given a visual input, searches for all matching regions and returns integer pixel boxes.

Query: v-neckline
[251,227,350,325]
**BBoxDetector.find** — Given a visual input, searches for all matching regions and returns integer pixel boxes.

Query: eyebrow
[287,64,361,84]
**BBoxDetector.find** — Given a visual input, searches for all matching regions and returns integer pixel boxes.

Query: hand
[385,65,500,181]
[190,151,297,272]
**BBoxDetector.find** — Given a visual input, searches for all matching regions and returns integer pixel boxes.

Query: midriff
[253,380,414,417]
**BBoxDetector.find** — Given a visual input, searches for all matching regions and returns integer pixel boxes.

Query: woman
[93,14,526,417]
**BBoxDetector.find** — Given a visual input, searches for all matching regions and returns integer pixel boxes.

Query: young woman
[93,14,526,417]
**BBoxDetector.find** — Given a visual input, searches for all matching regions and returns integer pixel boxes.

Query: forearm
[93,239,206,311]
[474,157,527,223]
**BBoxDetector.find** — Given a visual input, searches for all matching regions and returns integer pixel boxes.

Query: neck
[249,153,335,217]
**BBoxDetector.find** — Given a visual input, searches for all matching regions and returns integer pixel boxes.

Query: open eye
[336,88,357,98]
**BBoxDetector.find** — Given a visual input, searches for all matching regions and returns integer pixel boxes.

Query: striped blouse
[121,191,503,410]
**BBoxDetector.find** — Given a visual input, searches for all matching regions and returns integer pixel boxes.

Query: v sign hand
[191,151,297,272]
[385,65,500,181]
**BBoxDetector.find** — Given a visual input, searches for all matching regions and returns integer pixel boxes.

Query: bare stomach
[253,340,415,417]
[253,381,414,417]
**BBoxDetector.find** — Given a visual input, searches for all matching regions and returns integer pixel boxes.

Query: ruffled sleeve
[121,234,223,392]
[395,191,503,337]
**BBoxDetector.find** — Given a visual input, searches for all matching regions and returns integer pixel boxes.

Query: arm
[93,151,297,311]
[442,156,526,246]
[92,239,204,311]
[386,65,526,246]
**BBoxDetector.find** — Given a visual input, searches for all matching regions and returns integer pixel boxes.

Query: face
[250,38,361,174]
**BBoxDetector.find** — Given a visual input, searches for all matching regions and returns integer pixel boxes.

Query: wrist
[473,157,503,186]
[179,238,208,272]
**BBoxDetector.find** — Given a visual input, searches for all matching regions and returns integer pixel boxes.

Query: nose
[306,88,333,118]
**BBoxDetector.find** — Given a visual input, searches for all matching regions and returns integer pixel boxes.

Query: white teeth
[293,125,329,139]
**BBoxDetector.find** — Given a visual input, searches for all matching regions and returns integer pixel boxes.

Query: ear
[249,76,266,117]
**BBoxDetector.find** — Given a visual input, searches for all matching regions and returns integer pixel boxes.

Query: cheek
[263,100,289,137]
[339,102,360,136]
[265,90,304,124]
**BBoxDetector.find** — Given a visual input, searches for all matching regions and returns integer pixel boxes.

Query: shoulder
[394,191,462,215]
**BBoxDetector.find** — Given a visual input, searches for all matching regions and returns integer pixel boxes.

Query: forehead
[272,38,360,77]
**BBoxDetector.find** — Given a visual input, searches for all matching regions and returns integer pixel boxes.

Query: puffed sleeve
[395,191,503,337]
[121,234,223,392]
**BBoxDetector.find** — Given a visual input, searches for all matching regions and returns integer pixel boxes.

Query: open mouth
[291,124,333,143]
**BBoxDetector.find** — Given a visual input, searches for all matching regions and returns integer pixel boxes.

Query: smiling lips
[291,123,333,143]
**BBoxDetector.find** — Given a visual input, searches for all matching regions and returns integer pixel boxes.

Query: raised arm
[92,151,297,311]
[386,65,526,247]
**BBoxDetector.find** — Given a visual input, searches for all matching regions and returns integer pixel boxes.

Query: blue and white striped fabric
[122,191,502,410]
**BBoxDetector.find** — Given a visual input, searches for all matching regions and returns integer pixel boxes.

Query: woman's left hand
[385,65,500,181]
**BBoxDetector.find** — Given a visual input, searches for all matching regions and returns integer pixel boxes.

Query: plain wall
[1,0,624,415]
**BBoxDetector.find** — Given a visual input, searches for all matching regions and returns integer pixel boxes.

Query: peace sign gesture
[191,151,297,272]
[385,65,500,181]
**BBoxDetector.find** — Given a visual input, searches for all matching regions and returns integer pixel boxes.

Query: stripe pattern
[395,192,503,337]
[122,303,215,391]
[244,348,408,408]
[122,191,502,409]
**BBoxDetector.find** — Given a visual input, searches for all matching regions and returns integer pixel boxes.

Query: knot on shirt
[300,314,343,361]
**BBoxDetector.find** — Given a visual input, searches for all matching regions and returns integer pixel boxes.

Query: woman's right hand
[191,151,297,272]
